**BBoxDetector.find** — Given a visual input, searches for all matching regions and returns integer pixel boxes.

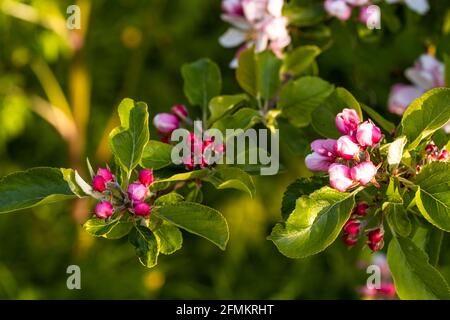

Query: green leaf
[269,187,355,258]
[181,58,222,108]
[153,202,229,250]
[140,140,173,170]
[212,108,263,134]
[83,218,133,239]
[385,202,411,237]
[415,162,450,232]
[151,169,210,191]
[412,224,444,267]
[154,224,183,255]
[400,88,450,149]
[154,192,184,206]
[311,87,362,138]
[236,48,256,96]
[109,98,149,173]
[255,50,282,101]
[281,177,327,220]
[283,3,326,27]
[279,76,334,128]
[204,167,255,198]
[129,226,159,268]
[0,167,77,214]
[360,103,395,134]
[281,45,321,77]
[208,94,248,124]
[387,236,450,300]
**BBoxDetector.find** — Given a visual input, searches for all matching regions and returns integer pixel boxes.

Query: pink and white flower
[324,0,352,21]
[405,54,445,90]
[336,135,360,160]
[350,161,377,185]
[153,113,180,134]
[305,139,337,172]
[95,202,113,219]
[388,84,424,115]
[329,163,354,192]
[356,121,382,147]
[128,183,150,203]
[335,108,361,135]
[219,0,291,67]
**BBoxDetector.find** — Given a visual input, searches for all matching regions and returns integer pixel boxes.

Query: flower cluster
[182,133,225,170]
[92,167,154,219]
[305,109,382,192]
[388,53,449,133]
[153,104,190,142]
[324,0,375,23]
[219,0,291,67]
[358,253,397,299]
[416,143,449,173]
[341,202,384,251]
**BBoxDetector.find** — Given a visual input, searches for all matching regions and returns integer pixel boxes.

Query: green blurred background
[0,0,449,299]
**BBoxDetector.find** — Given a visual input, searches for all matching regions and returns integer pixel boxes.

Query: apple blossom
[356,121,382,147]
[311,139,338,157]
[388,84,423,115]
[328,163,354,192]
[342,234,358,246]
[95,202,113,219]
[355,201,369,216]
[139,169,154,187]
[133,202,151,216]
[97,168,114,182]
[324,0,352,21]
[367,227,384,251]
[343,219,361,236]
[405,54,445,90]
[219,0,291,66]
[153,113,180,134]
[335,108,361,135]
[336,135,360,160]
[128,182,150,203]
[385,0,429,15]
[305,152,335,172]
[350,161,378,186]
[171,104,189,120]
[92,175,106,193]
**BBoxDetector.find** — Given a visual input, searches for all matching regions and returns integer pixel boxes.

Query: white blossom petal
[219,28,247,48]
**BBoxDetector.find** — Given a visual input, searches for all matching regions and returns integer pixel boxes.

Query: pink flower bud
[127,183,149,203]
[350,161,378,186]
[343,219,361,236]
[324,0,352,21]
[379,283,396,297]
[222,0,244,16]
[329,163,354,192]
[425,143,437,153]
[416,164,422,174]
[342,233,358,247]
[356,121,382,147]
[139,169,154,187]
[97,168,114,182]
[367,241,383,252]
[171,104,189,119]
[336,135,360,160]
[355,202,369,216]
[305,152,335,172]
[133,202,151,216]
[95,202,113,219]
[335,108,361,135]
[439,150,449,161]
[92,175,106,193]
[367,227,384,245]
[153,113,180,134]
